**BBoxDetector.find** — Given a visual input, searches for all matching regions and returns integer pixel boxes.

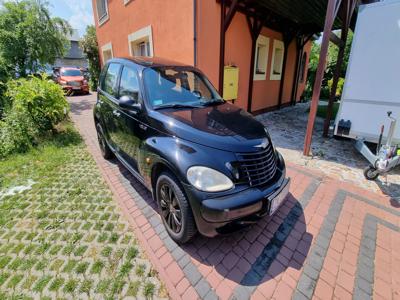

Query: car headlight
[187,166,233,192]
[60,80,67,85]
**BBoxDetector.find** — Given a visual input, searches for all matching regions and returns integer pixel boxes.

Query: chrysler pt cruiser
[94,57,290,243]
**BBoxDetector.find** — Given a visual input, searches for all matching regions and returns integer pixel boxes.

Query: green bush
[6,75,69,133]
[0,109,38,157]
[0,75,68,158]
[328,77,345,98]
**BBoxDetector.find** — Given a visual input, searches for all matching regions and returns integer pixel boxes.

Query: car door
[98,62,122,151]
[114,65,143,171]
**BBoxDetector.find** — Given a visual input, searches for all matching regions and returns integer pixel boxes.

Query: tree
[305,30,353,99]
[0,0,71,77]
[80,25,101,90]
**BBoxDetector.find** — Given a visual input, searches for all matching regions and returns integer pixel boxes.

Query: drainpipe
[193,0,197,66]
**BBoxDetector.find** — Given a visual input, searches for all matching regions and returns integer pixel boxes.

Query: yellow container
[223,66,239,101]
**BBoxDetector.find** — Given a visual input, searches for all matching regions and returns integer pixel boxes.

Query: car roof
[109,56,191,70]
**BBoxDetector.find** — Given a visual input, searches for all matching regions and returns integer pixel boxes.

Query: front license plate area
[268,179,290,216]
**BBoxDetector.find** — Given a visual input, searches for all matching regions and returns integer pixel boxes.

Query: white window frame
[253,35,270,81]
[101,42,113,64]
[128,25,154,57]
[95,0,109,26]
[270,39,285,81]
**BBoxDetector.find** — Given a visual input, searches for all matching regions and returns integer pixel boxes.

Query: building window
[270,40,284,80]
[128,25,154,57]
[254,35,269,81]
[96,0,109,25]
[299,52,307,83]
[101,42,113,64]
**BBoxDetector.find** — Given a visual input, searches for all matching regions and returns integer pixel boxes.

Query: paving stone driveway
[68,93,400,300]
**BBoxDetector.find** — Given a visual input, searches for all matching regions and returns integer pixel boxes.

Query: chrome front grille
[236,143,277,187]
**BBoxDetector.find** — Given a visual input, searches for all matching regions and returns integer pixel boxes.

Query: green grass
[0,121,163,298]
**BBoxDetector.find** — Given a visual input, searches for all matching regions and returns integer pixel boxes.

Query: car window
[143,67,221,107]
[103,63,121,97]
[119,66,139,102]
[61,69,82,76]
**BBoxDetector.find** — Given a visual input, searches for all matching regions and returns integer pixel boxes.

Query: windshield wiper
[154,103,201,110]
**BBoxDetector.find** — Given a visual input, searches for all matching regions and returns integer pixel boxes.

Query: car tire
[96,123,113,159]
[156,172,197,244]
[363,166,379,180]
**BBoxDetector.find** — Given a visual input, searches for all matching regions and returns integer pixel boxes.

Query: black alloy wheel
[159,183,182,233]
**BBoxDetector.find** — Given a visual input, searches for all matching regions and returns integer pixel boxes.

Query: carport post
[246,16,264,112]
[218,0,239,96]
[322,29,348,137]
[303,0,339,155]
[278,31,295,109]
[323,0,356,137]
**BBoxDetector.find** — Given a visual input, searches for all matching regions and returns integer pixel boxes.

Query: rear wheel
[363,166,379,180]
[156,172,197,244]
[96,123,113,159]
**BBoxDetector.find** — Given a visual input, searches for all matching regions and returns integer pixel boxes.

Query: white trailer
[334,0,400,143]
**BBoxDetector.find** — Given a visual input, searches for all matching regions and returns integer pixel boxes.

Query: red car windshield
[61,69,82,76]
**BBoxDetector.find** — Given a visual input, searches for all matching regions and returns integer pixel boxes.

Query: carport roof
[223,0,373,34]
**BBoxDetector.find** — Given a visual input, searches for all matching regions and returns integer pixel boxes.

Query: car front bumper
[62,85,89,92]
[183,155,290,237]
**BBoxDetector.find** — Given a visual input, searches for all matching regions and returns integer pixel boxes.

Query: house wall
[92,0,194,66]
[196,1,311,112]
[93,0,311,113]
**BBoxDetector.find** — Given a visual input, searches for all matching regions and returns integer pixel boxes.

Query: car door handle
[113,110,121,117]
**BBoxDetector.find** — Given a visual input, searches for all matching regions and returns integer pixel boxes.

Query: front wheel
[156,172,197,244]
[363,166,379,180]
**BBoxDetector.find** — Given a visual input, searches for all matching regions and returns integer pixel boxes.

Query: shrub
[328,77,345,98]
[0,109,38,157]
[0,75,68,158]
[6,75,69,133]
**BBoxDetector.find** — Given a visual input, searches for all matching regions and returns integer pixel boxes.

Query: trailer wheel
[363,166,379,180]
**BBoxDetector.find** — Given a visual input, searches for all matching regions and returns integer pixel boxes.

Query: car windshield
[61,69,82,76]
[143,66,223,108]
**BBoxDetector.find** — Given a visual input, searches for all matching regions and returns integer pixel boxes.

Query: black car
[94,57,290,243]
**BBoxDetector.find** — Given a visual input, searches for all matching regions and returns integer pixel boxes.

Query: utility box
[223,66,239,101]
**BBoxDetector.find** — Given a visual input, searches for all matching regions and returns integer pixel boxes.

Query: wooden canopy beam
[323,0,357,137]
[224,0,239,31]
[330,32,345,47]
[278,29,296,109]
[246,15,264,112]
[303,0,341,155]
[218,0,240,95]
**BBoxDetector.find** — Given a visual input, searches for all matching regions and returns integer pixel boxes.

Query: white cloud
[62,0,94,36]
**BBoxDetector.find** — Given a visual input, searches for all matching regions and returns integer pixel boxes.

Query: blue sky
[47,0,94,37]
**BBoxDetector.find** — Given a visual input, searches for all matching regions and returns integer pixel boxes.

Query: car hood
[148,102,270,152]
[60,76,84,82]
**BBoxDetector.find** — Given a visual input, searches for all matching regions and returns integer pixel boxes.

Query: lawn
[0,122,166,299]
[316,102,340,119]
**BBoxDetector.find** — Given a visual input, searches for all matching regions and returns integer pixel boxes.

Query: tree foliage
[80,25,101,90]
[305,30,353,99]
[0,0,71,77]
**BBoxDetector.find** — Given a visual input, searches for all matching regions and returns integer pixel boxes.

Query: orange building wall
[93,0,194,66]
[196,1,311,112]
[94,0,311,113]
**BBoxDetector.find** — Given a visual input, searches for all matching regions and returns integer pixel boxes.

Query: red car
[55,67,89,94]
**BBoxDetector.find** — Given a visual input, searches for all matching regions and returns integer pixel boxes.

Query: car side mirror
[119,94,141,110]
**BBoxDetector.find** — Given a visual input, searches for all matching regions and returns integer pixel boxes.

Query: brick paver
[69,93,400,300]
